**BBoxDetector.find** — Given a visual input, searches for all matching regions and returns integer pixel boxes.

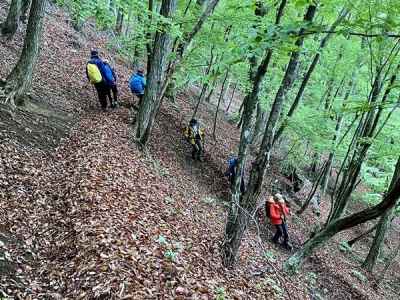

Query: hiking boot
[282,243,293,251]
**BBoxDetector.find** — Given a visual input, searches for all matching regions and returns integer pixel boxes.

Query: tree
[1,0,47,106]
[134,0,177,146]
[362,205,394,271]
[285,156,400,273]
[1,0,22,38]
[134,0,221,147]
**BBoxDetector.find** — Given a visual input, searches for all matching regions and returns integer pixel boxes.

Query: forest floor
[1,2,400,299]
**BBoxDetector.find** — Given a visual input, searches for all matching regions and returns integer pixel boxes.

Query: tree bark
[134,0,177,146]
[362,206,394,272]
[225,82,237,113]
[115,8,124,35]
[1,0,22,38]
[20,0,31,23]
[285,156,400,273]
[2,0,46,106]
[212,67,230,139]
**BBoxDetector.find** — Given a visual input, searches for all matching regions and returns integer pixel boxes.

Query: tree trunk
[250,102,266,145]
[20,0,31,23]
[115,8,124,35]
[273,7,349,143]
[222,1,318,267]
[225,82,236,113]
[134,0,177,146]
[362,206,394,271]
[1,0,22,38]
[2,0,46,106]
[285,156,400,273]
[328,61,399,223]
[213,68,230,139]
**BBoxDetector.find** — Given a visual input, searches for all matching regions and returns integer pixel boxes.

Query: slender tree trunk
[2,0,46,106]
[285,156,400,273]
[1,0,22,38]
[250,102,266,145]
[20,0,31,23]
[376,240,400,284]
[225,82,237,113]
[115,8,124,34]
[362,207,394,271]
[134,0,177,146]
[213,68,230,139]
[328,62,399,223]
[273,7,349,143]
[222,1,318,267]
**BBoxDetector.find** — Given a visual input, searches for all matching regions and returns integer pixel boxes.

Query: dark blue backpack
[103,64,115,86]
[130,74,144,94]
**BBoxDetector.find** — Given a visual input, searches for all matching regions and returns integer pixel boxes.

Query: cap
[275,193,285,203]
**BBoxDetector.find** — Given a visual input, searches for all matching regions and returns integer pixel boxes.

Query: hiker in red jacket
[267,194,292,250]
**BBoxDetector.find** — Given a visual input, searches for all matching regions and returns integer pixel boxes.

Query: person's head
[137,68,144,75]
[189,118,197,126]
[275,193,285,204]
[90,49,99,58]
[267,196,275,204]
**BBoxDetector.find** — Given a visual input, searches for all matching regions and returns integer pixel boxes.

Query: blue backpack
[129,74,145,94]
[103,64,115,86]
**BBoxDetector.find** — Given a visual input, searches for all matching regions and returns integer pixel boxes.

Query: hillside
[1,1,400,300]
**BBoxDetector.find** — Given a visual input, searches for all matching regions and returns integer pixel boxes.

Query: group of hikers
[86,50,292,251]
[183,119,293,250]
[86,50,146,111]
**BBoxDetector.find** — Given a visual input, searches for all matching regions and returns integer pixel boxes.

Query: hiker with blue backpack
[103,59,118,109]
[129,69,146,108]
[224,154,245,193]
[86,50,109,111]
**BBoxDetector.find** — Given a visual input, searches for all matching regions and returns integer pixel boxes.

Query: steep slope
[1,2,400,300]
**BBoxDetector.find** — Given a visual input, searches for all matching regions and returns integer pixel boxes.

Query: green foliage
[215,287,226,300]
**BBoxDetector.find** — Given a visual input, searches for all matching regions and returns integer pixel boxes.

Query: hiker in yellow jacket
[184,119,205,161]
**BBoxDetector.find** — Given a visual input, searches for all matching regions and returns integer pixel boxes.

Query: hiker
[129,69,146,108]
[267,194,292,250]
[183,118,205,161]
[103,59,118,108]
[86,50,108,111]
[224,154,245,193]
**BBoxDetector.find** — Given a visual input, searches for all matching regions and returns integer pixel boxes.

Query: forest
[1,0,400,299]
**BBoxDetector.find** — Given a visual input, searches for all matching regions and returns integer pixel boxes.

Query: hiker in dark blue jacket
[86,50,108,111]
[103,59,118,108]
[129,69,146,108]
[224,155,245,193]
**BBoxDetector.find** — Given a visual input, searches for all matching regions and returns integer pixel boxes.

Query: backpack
[103,64,115,85]
[87,63,102,84]
[130,75,144,94]
[265,202,271,219]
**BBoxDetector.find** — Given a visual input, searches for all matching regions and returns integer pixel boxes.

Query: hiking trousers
[272,223,289,248]
[94,82,108,110]
[191,139,203,161]
[107,84,118,107]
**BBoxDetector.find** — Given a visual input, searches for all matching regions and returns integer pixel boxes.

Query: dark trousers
[134,93,144,107]
[272,223,289,247]
[94,82,108,110]
[106,85,118,108]
[191,139,203,160]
